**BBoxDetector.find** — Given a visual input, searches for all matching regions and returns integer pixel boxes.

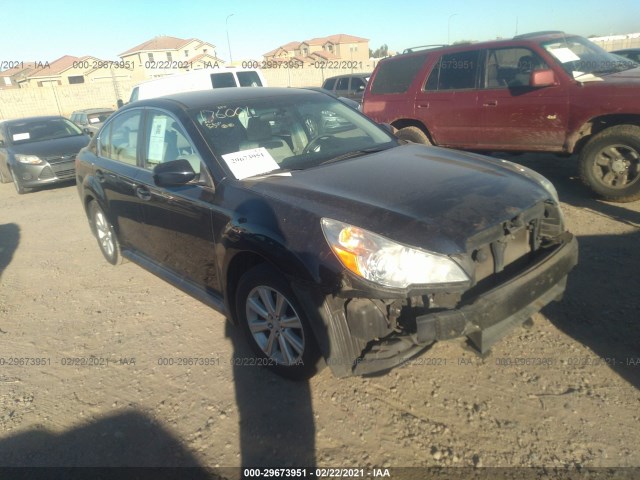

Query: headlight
[15,154,44,165]
[321,218,469,288]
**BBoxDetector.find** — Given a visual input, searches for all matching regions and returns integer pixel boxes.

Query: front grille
[50,160,75,174]
[55,168,75,179]
[44,153,76,164]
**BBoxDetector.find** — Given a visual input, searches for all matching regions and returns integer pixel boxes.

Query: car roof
[125,87,329,110]
[611,48,640,53]
[72,108,114,114]
[2,115,67,125]
[324,73,371,81]
[394,32,580,61]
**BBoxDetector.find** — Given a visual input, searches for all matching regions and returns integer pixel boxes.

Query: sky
[1,0,639,64]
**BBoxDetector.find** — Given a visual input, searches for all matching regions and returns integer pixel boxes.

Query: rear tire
[235,264,321,380]
[396,126,432,145]
[579,125,640,203]
[89,201,124,265]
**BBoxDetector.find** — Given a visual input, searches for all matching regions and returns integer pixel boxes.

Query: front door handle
[135,186,151,201]
[483,100,498,107]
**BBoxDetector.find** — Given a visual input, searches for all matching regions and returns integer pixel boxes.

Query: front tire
[235,264,321,380]
[396,126,432,145]
[89,201,124,265]
[579,125,640,203]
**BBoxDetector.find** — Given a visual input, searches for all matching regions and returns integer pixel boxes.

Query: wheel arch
[569,115,640,154]
[390,119,434,143]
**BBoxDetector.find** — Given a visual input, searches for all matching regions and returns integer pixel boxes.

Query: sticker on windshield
[12,132,30,141]
[548,47,580,63]
[222,147,280,180]
[89,117,100,124]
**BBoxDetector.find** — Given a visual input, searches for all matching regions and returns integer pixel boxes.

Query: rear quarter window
[370,52,430,94]
[322,78,337,90]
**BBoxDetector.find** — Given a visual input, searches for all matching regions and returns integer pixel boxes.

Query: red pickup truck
[363,32,640,202]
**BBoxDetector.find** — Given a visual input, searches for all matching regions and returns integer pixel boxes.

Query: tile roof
[119,36,198,56]
[264,34,368,56]
[0,62,37,77]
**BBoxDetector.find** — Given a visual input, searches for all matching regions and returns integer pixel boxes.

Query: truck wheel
[396,126,431,145]
[579,125,640,203]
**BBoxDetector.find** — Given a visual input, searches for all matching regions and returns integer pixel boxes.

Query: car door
[134,108,221,292]
[414,49,481,148]
[476,47,569,150]
[93,108,148,252]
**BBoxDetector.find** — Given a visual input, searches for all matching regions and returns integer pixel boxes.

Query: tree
[369,44,389,58]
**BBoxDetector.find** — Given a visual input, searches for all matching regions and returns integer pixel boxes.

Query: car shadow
[0,411,222,478]
[222,197,319,473]
[0,223,20,281]
[225,322,317,471]
[505,153,640,390]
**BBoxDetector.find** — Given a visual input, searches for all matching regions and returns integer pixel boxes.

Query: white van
[128,68,267,103]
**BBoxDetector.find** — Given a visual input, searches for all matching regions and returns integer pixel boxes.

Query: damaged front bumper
[297,233,578,378]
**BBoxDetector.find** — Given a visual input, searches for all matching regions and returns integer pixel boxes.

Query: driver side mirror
[153,159,196,186]
[530,69,557,87]
[83,127,94,137]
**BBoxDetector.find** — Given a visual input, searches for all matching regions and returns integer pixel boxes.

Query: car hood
[245,144,551,254]
[9,135,89,157]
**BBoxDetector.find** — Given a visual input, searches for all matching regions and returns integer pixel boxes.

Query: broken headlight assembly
[321,218,469,288]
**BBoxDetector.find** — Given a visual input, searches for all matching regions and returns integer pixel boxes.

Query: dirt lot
[0,153,639,479]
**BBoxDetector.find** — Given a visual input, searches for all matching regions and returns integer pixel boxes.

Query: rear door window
[425,50,480,91]
[100,110,142,166]
[336,77,350,90]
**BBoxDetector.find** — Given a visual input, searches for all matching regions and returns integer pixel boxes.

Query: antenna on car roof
[513,31,565,39]
[402,45,447,54]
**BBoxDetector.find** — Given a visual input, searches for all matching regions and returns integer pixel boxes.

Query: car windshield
[190,93,396,180]
[541,35,637,79]
[7,118,83,144]
[87,111,113,124]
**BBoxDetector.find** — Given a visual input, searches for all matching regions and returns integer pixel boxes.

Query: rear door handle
[483,100,498,107]
[417,103,429,109]
[135,186,151,201]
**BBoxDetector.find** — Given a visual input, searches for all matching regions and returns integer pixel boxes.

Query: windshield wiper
[318,146,393,166]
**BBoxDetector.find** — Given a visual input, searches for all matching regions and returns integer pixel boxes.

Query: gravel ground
[0,153,638,479]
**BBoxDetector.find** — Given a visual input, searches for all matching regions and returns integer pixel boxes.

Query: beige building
[21,55,132,88]
[0,62,39,89]
[264,34,369,64]
[118,36,224,81]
